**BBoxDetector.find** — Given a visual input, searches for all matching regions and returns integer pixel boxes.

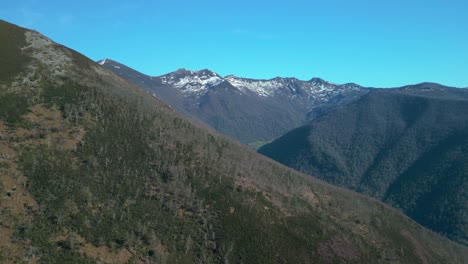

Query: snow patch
[225,76,283,97]
[225,76,362,98]
[160,69,363,99]
[161,70,224,94]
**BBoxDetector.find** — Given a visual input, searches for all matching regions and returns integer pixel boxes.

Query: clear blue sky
[2,0,467,87]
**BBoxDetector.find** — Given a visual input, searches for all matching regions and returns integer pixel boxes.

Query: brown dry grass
[21,104,85,151]
[234,175,294,216]
[80,241,133,264]
[51,231,167,264]
[302,188,321,208]
[401,229,431,264]
[0,103,87,262]
[0,226,38,264]
[0,121,39,263]
[317,235,360,262]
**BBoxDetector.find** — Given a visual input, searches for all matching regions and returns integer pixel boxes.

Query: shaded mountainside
[0,19,467,263]
[259,86,468,245]
[99,59,368,146]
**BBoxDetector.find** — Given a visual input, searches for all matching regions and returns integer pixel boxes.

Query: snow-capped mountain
[155,67,363,101]
[224,75,362,100]
[98,59,369,145]
[160,69,224,93]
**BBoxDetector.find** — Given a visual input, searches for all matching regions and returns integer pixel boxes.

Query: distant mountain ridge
[98,59,363,98]
[259,85,468,245]
[98,58,368,145]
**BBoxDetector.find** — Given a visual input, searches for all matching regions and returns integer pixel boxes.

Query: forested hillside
[259,86,468,245]
[0,20,467,263]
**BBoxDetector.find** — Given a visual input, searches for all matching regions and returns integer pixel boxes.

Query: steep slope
[259,86,468,245]
[96,59,188,115]
[99,59,368,146]
[1,20,467,263]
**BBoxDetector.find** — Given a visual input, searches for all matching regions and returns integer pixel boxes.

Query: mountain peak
[171,68,220,77]
[174,68,193,74]
[225,74,238,79]
[159,68,224,93]
[97,58,126,70]
[309,77,328,84]
[404,82,447,90]
[195,69,221,77]
[98,58,109,65]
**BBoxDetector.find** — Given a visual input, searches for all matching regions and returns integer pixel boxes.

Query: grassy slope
[0,20,467,263]
[0,20,30,82]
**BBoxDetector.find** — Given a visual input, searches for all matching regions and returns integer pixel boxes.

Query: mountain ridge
[98,58,369,145]
[97,58,365,97]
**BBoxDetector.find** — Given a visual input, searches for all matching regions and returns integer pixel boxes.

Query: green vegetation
[0,20,30,82]
[259,89,468,245]
[0,20,467,263]
[10,82,304,262]
[8,78,464,263]
[0,92,29,125]
[17,81,348,262]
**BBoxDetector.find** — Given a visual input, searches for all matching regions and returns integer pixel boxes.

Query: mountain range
[99,54,468,247]
[1,19,467,263]
[98,59,368,147]
[259,84,468,245]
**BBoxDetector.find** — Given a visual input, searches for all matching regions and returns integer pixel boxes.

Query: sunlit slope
[0,20,466,263]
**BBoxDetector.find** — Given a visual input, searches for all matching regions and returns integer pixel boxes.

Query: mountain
[99,59,368,147]
[259,84,468,245]
[1,19,467,263]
